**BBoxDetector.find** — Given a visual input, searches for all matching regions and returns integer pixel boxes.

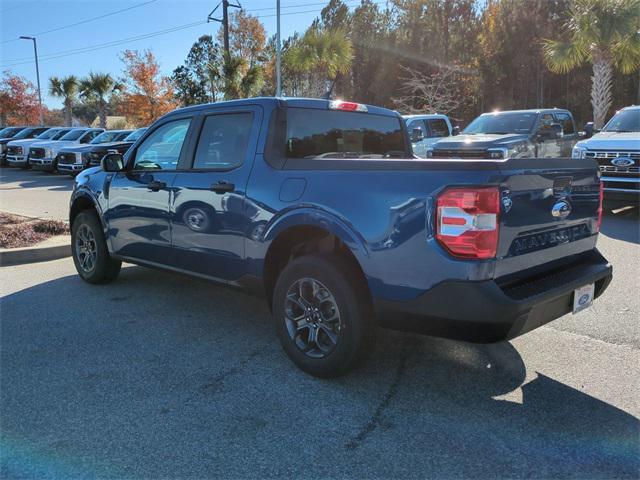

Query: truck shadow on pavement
[1,265,638,479]
[600,208,640,244]
[0,169,74,192]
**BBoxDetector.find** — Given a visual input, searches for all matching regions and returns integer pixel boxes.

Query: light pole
[19,36,43,125]
[276,0,281,97]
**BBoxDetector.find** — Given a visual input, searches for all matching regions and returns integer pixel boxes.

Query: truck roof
[479,108,572,116]
[402,114,449,120]
[168,97,401,118]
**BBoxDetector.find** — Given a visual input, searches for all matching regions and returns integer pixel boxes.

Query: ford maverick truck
[70,98,612,377]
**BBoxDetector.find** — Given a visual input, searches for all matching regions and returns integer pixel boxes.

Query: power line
[1,20,207,67]
[1,0,388,68]
[0,0,158,45]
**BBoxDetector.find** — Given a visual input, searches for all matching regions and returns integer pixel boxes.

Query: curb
[0,243,71,267]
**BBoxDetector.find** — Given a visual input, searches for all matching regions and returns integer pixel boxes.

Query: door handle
[210,181,235,194]
[147,180,166,191]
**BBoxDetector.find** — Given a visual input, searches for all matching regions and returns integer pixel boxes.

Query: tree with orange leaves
[118,50,176,126]
[0,71,41,125]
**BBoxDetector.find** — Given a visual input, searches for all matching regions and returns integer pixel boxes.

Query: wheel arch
[262,210,371,312]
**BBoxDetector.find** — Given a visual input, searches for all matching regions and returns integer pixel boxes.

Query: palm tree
[49,75,79,126]
[543,0,640,128]
[285,29,352,98]
[79,73,122,129]
[217,54,264,100]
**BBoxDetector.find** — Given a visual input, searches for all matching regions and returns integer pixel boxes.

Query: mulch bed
[0,212,69,249]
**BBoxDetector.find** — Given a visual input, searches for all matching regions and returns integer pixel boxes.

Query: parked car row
[0,125,147,175]
[404,106,639,206]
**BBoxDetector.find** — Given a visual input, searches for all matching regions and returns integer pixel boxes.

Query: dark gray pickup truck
[427,109,580,159]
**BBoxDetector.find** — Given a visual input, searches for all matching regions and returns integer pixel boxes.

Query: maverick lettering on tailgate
[509,224,590,256]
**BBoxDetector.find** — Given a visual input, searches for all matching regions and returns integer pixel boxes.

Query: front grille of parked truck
[29,147,45,159]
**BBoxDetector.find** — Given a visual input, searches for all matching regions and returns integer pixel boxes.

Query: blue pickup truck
[70,98,612,377]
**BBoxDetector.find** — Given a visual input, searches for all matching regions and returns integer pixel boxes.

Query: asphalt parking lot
[1,169,639,479]
[0,167,73,221]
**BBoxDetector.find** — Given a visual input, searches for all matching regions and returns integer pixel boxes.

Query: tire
[71,210,121,284]
[273,253,376,378]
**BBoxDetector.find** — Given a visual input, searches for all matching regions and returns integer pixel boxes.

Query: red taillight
[328,100,368,112]
[596,180,604,232]
[436,187,500,259]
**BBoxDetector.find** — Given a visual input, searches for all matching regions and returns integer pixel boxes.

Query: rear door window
[426,118,450,138]
[285,108,407,159]
[193,112,253,170]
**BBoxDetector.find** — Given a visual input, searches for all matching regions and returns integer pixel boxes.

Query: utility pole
[208,0,241,57]
[276,0,282,97]
[19,36,43,125]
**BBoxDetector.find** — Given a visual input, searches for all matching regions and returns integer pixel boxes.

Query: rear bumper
[375,250,612,343]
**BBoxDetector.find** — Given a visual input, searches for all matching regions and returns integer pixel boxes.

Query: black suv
[427,109,580,159]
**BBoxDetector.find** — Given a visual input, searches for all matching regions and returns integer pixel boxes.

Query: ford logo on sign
[551,200,572,219]
[611,157,634,167]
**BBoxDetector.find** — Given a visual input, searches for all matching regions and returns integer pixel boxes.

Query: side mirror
[583,122,596,138]
[451,126,460,136]
[410,127,424,143]
[101,152,124,172]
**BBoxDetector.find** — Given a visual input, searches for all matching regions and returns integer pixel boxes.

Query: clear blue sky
[0,0,337,108]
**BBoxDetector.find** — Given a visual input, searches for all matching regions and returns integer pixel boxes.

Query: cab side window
[80,130,100,143]
[133,119,191,171]
[427,118,449,138]
[193,112,253,170]
[555,113,575,134]
[540,114,555,128]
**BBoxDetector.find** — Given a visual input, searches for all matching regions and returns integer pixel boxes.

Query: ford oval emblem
[551,200,572,219]
[611,157,634,167]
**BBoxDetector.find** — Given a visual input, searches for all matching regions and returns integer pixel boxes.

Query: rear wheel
[273,254,375,377]
[71,210,121,284]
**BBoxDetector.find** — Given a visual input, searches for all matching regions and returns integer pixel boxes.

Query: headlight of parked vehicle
[488,143,528,159]
[572,145,587,159]
[45,148,54,157]
[426,148,434,158]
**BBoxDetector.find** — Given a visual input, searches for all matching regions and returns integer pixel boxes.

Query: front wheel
[71,210,121,284]
[273,254,376,377]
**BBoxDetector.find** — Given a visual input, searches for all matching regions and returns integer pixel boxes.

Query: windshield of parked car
[11,128,39,139]
[0,127,25,138]
[463,112,537,135]
[36,129,60,139]
[51,129,72,140]
[59,129,86,141]
[602,109,640,132]
[124,128,147,142]
[285,109,407,159]
[90,131,131,144]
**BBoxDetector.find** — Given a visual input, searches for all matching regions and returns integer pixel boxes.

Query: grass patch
[0,213,69,249]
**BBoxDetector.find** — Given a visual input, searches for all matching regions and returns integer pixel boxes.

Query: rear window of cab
[285,108,407,159]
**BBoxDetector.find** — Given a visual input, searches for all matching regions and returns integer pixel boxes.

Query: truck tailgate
[494,157,601,276]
